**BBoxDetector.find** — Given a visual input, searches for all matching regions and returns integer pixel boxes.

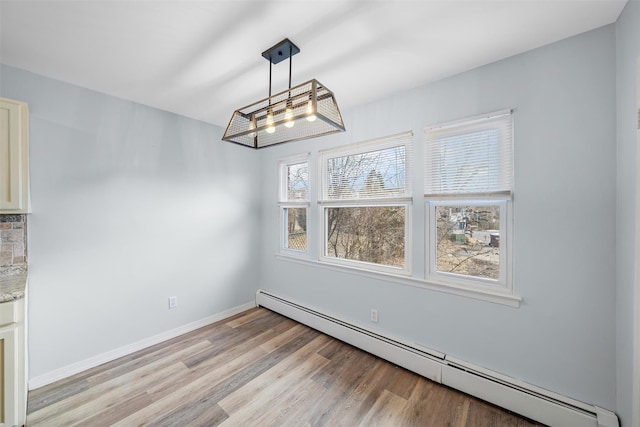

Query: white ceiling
[0,0,627,128]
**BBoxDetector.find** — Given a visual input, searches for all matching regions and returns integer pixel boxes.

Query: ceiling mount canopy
[222,38,345,149]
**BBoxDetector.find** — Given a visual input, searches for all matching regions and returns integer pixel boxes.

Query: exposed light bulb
[284,105,295,128]
[266,110,275,134]
[248,116,257,137]
[306,100,317,122]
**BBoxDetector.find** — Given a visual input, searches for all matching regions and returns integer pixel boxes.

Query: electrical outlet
[370,308,378,323]
[168,296,178,309]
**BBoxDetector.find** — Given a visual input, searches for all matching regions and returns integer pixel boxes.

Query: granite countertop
[0,266,27,303]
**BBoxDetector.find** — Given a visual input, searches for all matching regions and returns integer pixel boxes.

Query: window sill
[275,253,521,308]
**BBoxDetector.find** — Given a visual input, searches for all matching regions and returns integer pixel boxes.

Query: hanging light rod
[222,38,345,149]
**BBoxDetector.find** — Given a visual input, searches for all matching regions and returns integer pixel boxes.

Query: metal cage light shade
[222,39,345,149]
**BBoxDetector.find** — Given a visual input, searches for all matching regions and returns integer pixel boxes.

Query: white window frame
[278,153,310,255]
[424,110,514,293]
[320,200,413,275]
[318,132,413,275]
[426,197,512,291]
[274,113,521,307]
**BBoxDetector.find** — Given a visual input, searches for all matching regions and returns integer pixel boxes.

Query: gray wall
[616,1,640,426]
[258,25,618,410]
[0,65,262,379]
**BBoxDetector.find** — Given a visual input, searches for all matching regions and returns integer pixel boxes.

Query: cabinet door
[0,323,18,427]
[0,98,29,212]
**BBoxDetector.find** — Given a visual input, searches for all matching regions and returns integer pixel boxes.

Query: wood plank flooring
[27,308,544,426]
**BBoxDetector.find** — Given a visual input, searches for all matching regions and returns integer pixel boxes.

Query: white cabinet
[0,299,26,427]
[0,98,29,213]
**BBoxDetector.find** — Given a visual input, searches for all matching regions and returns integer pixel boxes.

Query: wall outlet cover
[168,296,178,309]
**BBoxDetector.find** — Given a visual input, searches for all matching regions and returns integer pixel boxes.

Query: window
[319,132,413,273]
[275,110,517,305]
[279,155,309,253]
[425,110,513,289]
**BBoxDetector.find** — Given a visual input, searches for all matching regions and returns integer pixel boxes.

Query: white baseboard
[28,301,255,390]
[256,289,619,427]
[442,364,595,426]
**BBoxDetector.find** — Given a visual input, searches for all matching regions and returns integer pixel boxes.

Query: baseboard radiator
[255,290,619,427]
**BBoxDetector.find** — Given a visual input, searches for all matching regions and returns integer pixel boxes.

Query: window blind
[321,132,413,201]
[424,111,513,196]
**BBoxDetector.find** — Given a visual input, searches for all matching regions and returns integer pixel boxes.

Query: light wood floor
[28,307,544,426]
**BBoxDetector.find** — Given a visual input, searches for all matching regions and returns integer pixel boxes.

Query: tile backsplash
[0,214,28,267]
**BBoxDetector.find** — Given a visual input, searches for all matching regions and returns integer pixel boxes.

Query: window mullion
[318,197,412,207]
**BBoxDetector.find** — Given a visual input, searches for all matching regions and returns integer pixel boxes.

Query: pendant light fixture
[222,38,345,149]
